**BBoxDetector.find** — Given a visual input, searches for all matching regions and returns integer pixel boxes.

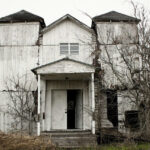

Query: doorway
[51,89,83,130]
[67,90,83,129]
[106,90,118,127]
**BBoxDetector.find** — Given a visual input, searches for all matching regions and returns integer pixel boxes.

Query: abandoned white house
[0,10,140,143]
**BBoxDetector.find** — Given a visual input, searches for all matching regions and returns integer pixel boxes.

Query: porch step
[42,130,92,136]
[41,130,97,148]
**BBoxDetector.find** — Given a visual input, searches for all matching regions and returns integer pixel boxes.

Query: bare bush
[5,73,36,135]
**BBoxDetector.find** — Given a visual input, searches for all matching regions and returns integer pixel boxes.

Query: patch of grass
[58,143,150,150]
[100,143,150,150]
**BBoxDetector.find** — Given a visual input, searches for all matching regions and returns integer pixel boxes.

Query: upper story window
[60,43,69,55]
[60,43,79,55]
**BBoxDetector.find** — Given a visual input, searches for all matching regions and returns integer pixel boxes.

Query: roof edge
[92,11,141,23]
[42,14,94,34]
[31,57,94,74]
[0,10,46,28]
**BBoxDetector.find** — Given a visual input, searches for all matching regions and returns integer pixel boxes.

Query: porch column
[91,73,95,134]
[41,79,46,131]
[37,74,41,136]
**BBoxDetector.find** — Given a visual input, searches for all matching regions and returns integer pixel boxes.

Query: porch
[32,57,95,135]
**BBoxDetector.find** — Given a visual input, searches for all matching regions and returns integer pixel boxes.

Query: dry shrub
[0,132,55,150]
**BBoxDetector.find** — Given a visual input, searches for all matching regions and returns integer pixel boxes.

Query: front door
[75,90,83,129]
[51,90,67,129]
[51,89,83,130]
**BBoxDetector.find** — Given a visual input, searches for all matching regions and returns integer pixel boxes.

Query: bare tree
[5,73,36,135]
[92,1,150,140]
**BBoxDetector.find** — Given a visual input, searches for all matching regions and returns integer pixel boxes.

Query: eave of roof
[93,11,140,23]
[42,14,94,34]
[0,10,46,28]
[31,57,94,74]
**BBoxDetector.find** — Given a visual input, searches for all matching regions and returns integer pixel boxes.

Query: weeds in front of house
[0,132,150,150]
[0,132,55,150]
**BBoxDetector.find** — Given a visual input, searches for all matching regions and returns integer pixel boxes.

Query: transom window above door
[60,43,79,55]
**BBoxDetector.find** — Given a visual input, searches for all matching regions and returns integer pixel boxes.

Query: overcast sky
[0,0,149,26]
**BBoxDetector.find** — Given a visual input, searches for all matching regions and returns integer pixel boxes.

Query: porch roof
[32,57,95,75]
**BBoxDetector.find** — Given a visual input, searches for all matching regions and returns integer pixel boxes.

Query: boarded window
[70,43,79,54]
[60,43,69,54]
[125,110,140,129]
[60,43,79,55]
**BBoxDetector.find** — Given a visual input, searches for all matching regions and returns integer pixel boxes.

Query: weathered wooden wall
[0,22,40,132]
[99,44,140,88]
[0,23,40,45]
[96,22,138,44]
[118,91,137,133]
[95,22,139,88]
[94,78,113,130]
[35,59,94,74]
[95,21,139,133]
[40,19,94,65]
[0,19,94,133]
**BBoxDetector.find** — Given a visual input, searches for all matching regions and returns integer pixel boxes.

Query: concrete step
[41,130,97,148]
[42,130,93,137]
[52,136,97,147]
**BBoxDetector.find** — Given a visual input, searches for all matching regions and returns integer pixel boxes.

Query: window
[125,110,140,130]
[70,43,79,54]
[60,43,79,55]
[60,43,69,55]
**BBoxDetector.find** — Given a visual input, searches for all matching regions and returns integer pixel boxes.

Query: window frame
[70,43,79,55]
[125,110,140,130]
[60,43,79,55]
[60,43,69,55]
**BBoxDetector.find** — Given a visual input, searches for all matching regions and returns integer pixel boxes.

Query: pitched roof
[42,14,94,34]
[0,10,46,28]
[32,57,94,74]
[93,11,140,23]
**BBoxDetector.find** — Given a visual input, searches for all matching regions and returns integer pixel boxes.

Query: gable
[42,14,93,34]
[32,58,95,74]
[42,18,93,45]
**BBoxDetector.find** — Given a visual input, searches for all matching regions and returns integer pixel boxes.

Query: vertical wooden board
[97,22,138,44]
[75,90,83,129]
[41,19,94,65]
[0,23,40,45]
[0,112,3,131]
[0,46,38,91]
